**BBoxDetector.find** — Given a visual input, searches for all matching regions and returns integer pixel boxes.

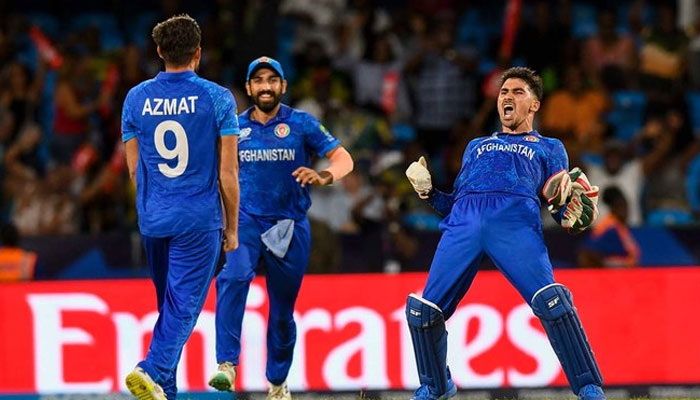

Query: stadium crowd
[0,0,698,273]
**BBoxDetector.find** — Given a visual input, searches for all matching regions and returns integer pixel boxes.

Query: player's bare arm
[219,134,239,252]
[292,145,353,187]
[125,138,138,183]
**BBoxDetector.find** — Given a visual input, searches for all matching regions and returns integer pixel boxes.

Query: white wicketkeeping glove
[542,169,572,214]
[405,156,432,199]
[561,175,599,232]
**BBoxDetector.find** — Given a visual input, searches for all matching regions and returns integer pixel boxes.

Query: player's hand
[406,156,432,199]
[222,228,238,252]
[542,169,572,213]
[561,185,599,232]
[292,167,331,187]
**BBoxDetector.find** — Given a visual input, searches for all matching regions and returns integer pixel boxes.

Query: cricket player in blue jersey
[404,67,605,400]
[208,57,354,400]
[121,15,240,400]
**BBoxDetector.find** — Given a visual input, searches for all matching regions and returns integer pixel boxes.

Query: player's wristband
[319,170,334,184]
[425,188,454,217]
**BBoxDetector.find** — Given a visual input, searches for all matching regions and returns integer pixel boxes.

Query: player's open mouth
[503,105,514,117]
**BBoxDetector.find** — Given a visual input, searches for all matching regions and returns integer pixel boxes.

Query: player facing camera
[498,67,542,131]
[405,67,605,400]
[246,57,287,113]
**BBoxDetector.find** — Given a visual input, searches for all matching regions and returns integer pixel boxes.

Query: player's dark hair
[152,14,201,67]
[500,67,543,101]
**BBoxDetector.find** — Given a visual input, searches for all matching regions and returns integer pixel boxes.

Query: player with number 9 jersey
[121,14,240,400]
[122,58,239,237]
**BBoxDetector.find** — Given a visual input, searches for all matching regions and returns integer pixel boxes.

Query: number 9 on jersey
[154,120,189,178]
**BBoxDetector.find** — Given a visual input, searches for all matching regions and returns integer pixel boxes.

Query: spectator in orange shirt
[578,186,641,268]
[540,64,610,159]
[0,223,36,282]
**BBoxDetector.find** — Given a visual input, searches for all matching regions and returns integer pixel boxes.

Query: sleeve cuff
[319,140,341,158]
[122,131,137,142]
[220,127,240,136]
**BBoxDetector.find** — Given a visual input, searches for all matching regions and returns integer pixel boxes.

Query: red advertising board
[1,268,699,394]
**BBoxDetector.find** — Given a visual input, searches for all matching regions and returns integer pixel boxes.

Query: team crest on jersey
[525,135,539,142]
[275,123,290,138]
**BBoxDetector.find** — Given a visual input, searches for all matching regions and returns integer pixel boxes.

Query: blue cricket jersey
[121,70,240,237]
[237,104,340,220]
[429,130,568,215]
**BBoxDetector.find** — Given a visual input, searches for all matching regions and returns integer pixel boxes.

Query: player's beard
[253,90,282,113]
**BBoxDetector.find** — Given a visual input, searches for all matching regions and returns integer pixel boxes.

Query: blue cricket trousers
[139,229,221,399]
[215,210,311,385]
[423,193,555,318]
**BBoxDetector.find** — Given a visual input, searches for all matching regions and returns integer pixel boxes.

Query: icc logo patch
[320,124,333,141]
[525,135,539,142]
[275,123,290,138]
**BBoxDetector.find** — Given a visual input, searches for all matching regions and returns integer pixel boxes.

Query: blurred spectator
[688,3,700,88]
[12,165,78,236]
[309,170,385,233]
[3,122,43,182]
[51,54,107,165]
[404,12,478,156]
[76,141,128,232]
[582,7,637,85]
[280,0,348,57]
[292,40,350,120]
[0,61,45,141]
[540,64,610,160]
[325,102,393,158]
[639,3,688,99]
[636,105,700,216]
[578,186,640,268]
[335,31,412,121]
[514,0,573,88]
[585,115,673,226]
[335,0,393,63]
[0,222,36,282]
[116,45,148,104]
